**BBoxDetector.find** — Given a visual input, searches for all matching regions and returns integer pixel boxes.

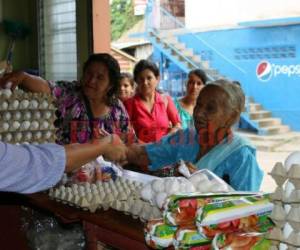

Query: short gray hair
[211,79,245,124]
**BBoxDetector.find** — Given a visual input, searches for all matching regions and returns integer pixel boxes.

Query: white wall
[185,0,300,29]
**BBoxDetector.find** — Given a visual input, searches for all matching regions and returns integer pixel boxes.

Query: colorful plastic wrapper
[196,194,274,238]
[212,232,271,250]
[69,157,117,184]
[173,227,211,250]
[144,219,177,249]
[163,192,255,226]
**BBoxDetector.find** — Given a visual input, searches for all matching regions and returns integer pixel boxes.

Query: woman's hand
[96,134,128,165]
[0,71,26,90]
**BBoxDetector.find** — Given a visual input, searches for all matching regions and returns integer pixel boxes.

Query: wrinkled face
[136,69,159,96]
[119,78,134,101]
[82,62,110,100]
[186,73,205,98]
[193,86,232,134]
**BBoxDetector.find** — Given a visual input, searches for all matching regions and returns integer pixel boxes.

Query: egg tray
[141,169,233,209]
[268,161,300,249]
[49,177,162,222]
[0,89,57,144]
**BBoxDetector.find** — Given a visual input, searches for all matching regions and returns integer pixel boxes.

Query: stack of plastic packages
[143,170,274,249]
[267,151,300,250]
[0,88,56,144]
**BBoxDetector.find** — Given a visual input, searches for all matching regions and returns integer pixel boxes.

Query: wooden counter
[26,193,149,250]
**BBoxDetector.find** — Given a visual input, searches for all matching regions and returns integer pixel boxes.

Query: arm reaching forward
[0,71,51,93]
[0,135,127,193]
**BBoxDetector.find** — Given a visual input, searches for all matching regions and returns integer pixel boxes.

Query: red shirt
[124,92,181,143]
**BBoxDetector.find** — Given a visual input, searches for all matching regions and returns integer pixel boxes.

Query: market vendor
[0,53,134,144]
[0,134,127,193]
[126,79,263,191]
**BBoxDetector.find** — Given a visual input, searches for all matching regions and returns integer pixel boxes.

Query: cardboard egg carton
[268,152,300,249]
[49,177,162,221]
[0,89,57,144]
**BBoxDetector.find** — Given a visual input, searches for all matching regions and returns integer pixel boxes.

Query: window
[38,0,77,81]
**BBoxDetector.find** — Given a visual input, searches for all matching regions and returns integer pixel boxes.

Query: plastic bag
[69,156,120,184]
[21,207,85,250]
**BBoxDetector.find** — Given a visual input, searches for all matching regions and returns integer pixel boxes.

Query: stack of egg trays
[0,89,57,144]
[49,178,162,221]
[267,162,300,250]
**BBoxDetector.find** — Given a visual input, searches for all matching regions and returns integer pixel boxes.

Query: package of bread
[196,194,274,238]
[173,226,211,250]
[144,219,177,249]
[163,192,253,226]
[212,232,271,250]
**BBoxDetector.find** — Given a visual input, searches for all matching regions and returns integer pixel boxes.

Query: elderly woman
[0,53,133,144]
[118,72,135,102]
[174,69,207,129]
[126,79,263,191]
[124,59,181,143]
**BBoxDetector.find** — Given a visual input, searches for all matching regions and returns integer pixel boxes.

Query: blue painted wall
[154,24,300,130]
[152,49,188,97]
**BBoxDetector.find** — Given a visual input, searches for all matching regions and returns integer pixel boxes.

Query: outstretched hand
[97,134,128,166]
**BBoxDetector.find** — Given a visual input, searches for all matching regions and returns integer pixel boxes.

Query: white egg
[164,178,174,189]
[33,111,41,119]
[20,99,29,109]
[2,89,12,98]
[40,100,49,109]
[24,131,32,141]
[30,121,39,130]
[190,172,209,183]
[140,183,153,201]
[34,131,42,140]
[21,121,31,130]
[189,175,199,187]
[12,121,20,130]
[43,111,52,119]
[285,151,300,171]
[3,112,11,121]
[2,122,9,131]
[43,131,52,139]
[210,183,229,193]
[13,111,22,120]
[197,179,213,193]
[184,183,196,193]
[4,133,12,142]
[155,192,168,208]
[40,121,49,129]
[14,132,23,141]
[23,111,32,120]
[152,179,165,193]
[29,100,39,109]
[167,179,180,195]
[1,101,8,110]
[9,100,19,109]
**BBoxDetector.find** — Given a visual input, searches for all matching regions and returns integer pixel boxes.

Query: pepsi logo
[256,60,272,82]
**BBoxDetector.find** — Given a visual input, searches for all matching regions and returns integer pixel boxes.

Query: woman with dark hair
[124,59,181,143]
[118,72,135,102]
[174,69,207,129]
[1,53,134,144]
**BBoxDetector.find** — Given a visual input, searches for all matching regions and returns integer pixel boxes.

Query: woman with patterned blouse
[2,53,134,144]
